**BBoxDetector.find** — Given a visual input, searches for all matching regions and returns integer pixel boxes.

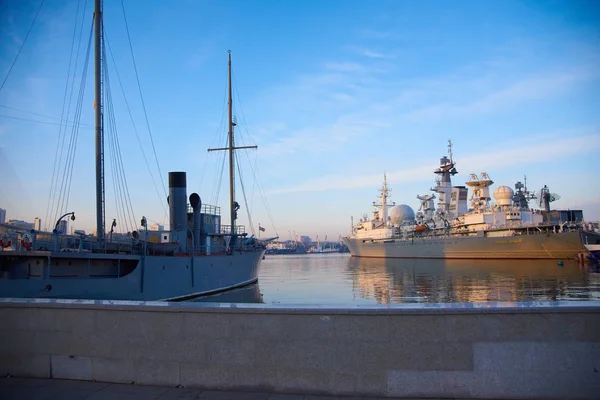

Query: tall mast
[207,51,257,249]
[94,0,105,239]
[228,51,236,243]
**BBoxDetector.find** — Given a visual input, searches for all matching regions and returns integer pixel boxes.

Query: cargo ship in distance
[343,140,599,260]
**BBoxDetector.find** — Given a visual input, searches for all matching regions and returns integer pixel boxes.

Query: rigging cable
[54,21,93,224]
[232,71,279,236]
[0,0,46,94]
[209,75,229,207]
[120,0,168,205]
[211,142,227,208]
[232,72,257,216]
[103,54,127,232]
[103,55,136,233]
[45,0,87,230]
[0,104,94,128]
[105,92,126,233]
[0,113,92,129]
[235,152,255,237]
[52,16,92,227]
[103,41,137,233]
[104,31,168,220]
[201,76,228,198]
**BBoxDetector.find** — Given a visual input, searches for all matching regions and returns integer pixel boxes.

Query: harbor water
[190,253,600,305]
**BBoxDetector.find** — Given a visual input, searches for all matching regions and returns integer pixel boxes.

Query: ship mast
[227,51,236,245]
[373,174,394,223]
[94,0,105,240]
[208,51,257,249]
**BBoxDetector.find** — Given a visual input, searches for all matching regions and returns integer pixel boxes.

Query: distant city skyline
[0,0,598,239]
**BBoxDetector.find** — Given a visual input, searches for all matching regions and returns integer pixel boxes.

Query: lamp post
[53,212,75,251]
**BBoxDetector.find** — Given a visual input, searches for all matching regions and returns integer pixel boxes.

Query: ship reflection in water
[189,254,600,305]
[348,257,599,304]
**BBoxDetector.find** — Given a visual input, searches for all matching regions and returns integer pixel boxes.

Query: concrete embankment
[1,299,599,399]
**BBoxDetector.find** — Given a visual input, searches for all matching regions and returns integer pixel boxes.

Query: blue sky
[0,0,599,239]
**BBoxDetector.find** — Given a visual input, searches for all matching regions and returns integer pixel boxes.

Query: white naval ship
[343,141,599,260]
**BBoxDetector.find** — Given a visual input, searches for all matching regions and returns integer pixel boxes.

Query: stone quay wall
[1,299,599,399]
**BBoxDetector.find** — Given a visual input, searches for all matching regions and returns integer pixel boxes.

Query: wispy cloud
[258,116,388,157]
[458,133,599,173]
[324,62,365,72]
[252,45,599,171]
[357,48,396,59]
[401,68,599,122]
[266,132,600,195]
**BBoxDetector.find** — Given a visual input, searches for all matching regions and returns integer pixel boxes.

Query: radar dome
[390,205,415,225]
[493,186,514,206]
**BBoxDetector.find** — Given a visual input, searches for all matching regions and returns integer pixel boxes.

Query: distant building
[57,220,68,234]
[150,223,164,231]
[8,219,34,230]
[34,217,42,231]
[0,208,5,224]
[297,235,312,246]
[74,229,86,235]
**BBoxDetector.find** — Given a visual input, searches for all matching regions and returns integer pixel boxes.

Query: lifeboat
[415,225,427,233]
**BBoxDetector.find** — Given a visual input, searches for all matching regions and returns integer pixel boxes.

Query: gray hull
[343,231,590,260]
[0,250,264,301]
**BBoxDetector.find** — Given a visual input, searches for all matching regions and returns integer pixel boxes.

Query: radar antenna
[513,174,537,209]
[537,185,561,212]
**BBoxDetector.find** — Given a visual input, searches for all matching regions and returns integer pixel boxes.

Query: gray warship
[343,140,599,260]
[0,0,265,300]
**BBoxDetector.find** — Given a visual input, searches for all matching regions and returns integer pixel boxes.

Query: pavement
[0,377,435,400]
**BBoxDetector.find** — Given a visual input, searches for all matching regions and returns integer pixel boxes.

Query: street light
[53,212,75,251]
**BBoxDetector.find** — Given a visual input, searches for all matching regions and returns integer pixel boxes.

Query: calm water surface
[192,254,600,305]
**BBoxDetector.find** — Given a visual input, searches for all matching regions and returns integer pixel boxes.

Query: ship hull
[343,231,590,260]
[0,250,264,301]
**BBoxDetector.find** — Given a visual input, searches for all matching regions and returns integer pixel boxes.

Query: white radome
[493,186,514,206]
[390,205,415,225]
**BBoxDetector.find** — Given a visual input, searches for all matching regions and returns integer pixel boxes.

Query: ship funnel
[168,172,187,233]
[190,193,201,250]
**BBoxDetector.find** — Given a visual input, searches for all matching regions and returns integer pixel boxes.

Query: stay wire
[103,56,127,233]
[209,76,229,207]
[103,53,137,233]
[61,40,91,218]
[0,113,92,129]
[104,31,168,219]
[200,76,228,196]
[0,0,46,94]
[120,0,168,201]
[55,22,93,221]
[231,70,278,236]
[106,74,134,233]
[232,71,258,147]
[0,104,93,127]
[241,147,278,237]
[45,0,86,230]
[51,19,92,225]
[235,152,255,237]
[105,90,125,233]
[53,17,91,223]
[103,41,137,233]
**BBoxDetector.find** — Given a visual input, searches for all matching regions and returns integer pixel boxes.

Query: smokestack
[168,172,187,233]
[190,193,201,250]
